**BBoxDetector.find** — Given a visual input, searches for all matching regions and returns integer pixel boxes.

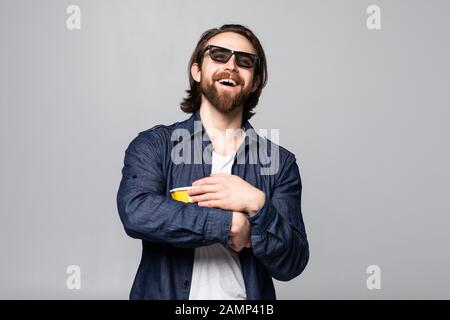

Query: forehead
[206,32,257,54]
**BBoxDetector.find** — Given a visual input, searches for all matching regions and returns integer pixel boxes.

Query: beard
[200,76,252,114]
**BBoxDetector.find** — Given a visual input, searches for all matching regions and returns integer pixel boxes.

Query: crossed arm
[117,133,309,280]
[189,173,266,252]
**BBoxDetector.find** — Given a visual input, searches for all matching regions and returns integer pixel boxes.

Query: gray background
[1,0,449,299]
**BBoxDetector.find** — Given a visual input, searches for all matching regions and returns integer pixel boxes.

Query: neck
[199,99,246,156]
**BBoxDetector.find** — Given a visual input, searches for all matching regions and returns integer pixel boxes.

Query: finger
[197,200,222,208]
[192,177,221,186]
[191,193,222,203]
[188,185,221,196]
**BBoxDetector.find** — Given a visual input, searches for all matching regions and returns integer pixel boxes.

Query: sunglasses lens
[236,54,256,68]
[209,47,232,63]
[207,46,257,68]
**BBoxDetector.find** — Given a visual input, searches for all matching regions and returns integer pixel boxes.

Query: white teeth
[218,79,237,86]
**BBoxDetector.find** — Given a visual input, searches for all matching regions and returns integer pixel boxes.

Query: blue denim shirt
[116,110,309,299]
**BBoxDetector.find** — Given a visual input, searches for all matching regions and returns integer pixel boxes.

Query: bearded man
[117,24,309,300]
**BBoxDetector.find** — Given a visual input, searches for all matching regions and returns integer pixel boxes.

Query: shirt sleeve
[248,154,309,281]
[116,131,232,248]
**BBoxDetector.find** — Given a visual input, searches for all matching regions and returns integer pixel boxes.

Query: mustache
[212,71,243,85]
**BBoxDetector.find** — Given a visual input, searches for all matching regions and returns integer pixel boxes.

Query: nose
[223,54,238,72]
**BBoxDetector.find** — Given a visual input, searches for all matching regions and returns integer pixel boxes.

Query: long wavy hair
[180,24,268,122]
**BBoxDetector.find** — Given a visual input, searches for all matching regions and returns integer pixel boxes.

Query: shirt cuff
[204,208,232,247]
[248,195,272,236]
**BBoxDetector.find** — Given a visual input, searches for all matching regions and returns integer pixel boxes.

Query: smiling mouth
[217,78,238,87]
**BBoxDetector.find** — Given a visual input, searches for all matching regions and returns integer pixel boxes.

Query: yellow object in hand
[170,186,193,203]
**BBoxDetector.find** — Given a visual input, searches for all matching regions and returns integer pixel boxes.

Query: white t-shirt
[188,150,247,300]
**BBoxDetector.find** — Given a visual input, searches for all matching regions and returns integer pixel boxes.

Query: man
[117,24,309,300]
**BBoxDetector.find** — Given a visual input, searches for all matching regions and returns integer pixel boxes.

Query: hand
[229,212,252,252]
[188,173,266,216]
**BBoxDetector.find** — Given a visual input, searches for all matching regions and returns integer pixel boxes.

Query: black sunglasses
[200,45,259,69]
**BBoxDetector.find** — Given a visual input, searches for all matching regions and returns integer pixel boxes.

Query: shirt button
[184,280,190,287]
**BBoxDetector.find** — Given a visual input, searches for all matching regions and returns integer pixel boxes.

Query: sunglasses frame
[200,45,259,69]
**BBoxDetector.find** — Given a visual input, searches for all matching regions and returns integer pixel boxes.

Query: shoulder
[253,130,299,164]
[130,117,190,147]
[247,128,302,183]
[125,117,191,158]
[137,122,178,142]
[256,136,303,190]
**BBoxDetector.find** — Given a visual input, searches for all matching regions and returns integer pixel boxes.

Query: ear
[251,75,260,93]
[191,63,201,83]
